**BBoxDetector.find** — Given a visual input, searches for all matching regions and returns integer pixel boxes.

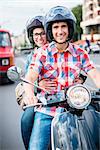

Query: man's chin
[55,40,67,44]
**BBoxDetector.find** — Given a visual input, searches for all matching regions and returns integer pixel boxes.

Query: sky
[0,0,83,36]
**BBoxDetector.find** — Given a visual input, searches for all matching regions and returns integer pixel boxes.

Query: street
[0,53,100,150]
[0,55,26,150]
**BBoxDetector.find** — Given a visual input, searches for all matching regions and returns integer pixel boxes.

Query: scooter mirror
[7,66,23,82]
[7,66,50,94]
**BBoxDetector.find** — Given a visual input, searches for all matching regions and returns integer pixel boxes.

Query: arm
[87,68,100,88]
[23,47,44,105]
[23,68,39,105]
[80,50,100,88]
[25,51,33,73]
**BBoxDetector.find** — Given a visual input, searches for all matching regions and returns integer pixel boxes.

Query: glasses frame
[33,31,46,38]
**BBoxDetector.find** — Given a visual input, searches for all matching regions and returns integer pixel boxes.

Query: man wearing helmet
[24,6,100,150]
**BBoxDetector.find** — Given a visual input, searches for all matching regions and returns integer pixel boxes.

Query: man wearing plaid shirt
[24,6,100,150]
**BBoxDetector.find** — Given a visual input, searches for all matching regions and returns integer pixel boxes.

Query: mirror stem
[21,77,50,94]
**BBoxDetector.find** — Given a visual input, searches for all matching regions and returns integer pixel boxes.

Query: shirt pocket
[44,64,58,78]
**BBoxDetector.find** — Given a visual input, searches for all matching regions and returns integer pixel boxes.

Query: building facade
[80,0,100,41]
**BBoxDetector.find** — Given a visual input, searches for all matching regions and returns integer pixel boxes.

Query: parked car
[74,40,100,54]
[0,29,15,84]
[90,43,100,53]
[20,47,33,55]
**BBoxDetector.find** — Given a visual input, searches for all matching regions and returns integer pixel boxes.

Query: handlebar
[23,89,100,110]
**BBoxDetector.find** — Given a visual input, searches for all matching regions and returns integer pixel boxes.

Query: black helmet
[26,16,44,43]
[44,6,76,42]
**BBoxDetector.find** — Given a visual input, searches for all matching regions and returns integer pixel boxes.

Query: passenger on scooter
[25,16,47,73]
[21,15,49,149]
[23,6,100,149]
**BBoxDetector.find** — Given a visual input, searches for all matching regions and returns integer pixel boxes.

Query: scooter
[51,85,100,150]
[7,66,100,150]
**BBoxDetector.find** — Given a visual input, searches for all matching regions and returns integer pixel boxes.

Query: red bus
[0,29,15,84]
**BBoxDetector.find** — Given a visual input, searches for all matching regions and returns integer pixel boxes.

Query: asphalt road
[0,53,100,150]
[0,55,25,150]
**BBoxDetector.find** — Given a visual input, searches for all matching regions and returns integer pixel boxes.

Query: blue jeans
[28,112,53,150]
[21,106,34,150]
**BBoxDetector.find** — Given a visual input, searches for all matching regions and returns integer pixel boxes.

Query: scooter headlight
[67,84,91,109]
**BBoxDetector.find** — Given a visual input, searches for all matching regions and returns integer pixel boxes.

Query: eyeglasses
[33,32,45,38]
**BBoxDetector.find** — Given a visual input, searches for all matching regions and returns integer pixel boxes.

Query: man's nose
[58,27,63,34]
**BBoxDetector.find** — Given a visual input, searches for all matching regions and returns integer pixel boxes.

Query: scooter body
[51,89,100,150]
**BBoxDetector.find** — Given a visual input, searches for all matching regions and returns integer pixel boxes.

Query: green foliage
[72,5,83,41]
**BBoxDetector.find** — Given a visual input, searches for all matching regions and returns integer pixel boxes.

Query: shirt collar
[49,42,79,57]
[68,43,78,57]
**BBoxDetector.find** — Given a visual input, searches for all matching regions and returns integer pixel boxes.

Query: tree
[72,5,83,41]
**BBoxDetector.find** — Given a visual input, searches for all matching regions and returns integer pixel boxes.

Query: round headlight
[67,84,91,109]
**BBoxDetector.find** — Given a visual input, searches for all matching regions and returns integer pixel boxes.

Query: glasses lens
[33,32,45,38]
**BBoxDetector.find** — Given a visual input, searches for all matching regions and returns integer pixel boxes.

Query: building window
[98,0,100,6]
[98,10,100,15]
[89,14,93,19]
[86,25,100,34]
[89,4,93,10]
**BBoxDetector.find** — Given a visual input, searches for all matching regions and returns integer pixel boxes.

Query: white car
[90,43,100,53]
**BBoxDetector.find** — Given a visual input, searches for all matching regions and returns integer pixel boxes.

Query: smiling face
[33,28,47,47]
[52,21,69,44]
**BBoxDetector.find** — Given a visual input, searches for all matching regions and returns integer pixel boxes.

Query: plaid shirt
[30,42,95,116]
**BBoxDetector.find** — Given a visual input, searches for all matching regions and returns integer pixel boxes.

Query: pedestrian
[85,37,91,53]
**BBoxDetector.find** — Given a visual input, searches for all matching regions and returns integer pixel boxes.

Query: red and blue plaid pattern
[30,42,95,116]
